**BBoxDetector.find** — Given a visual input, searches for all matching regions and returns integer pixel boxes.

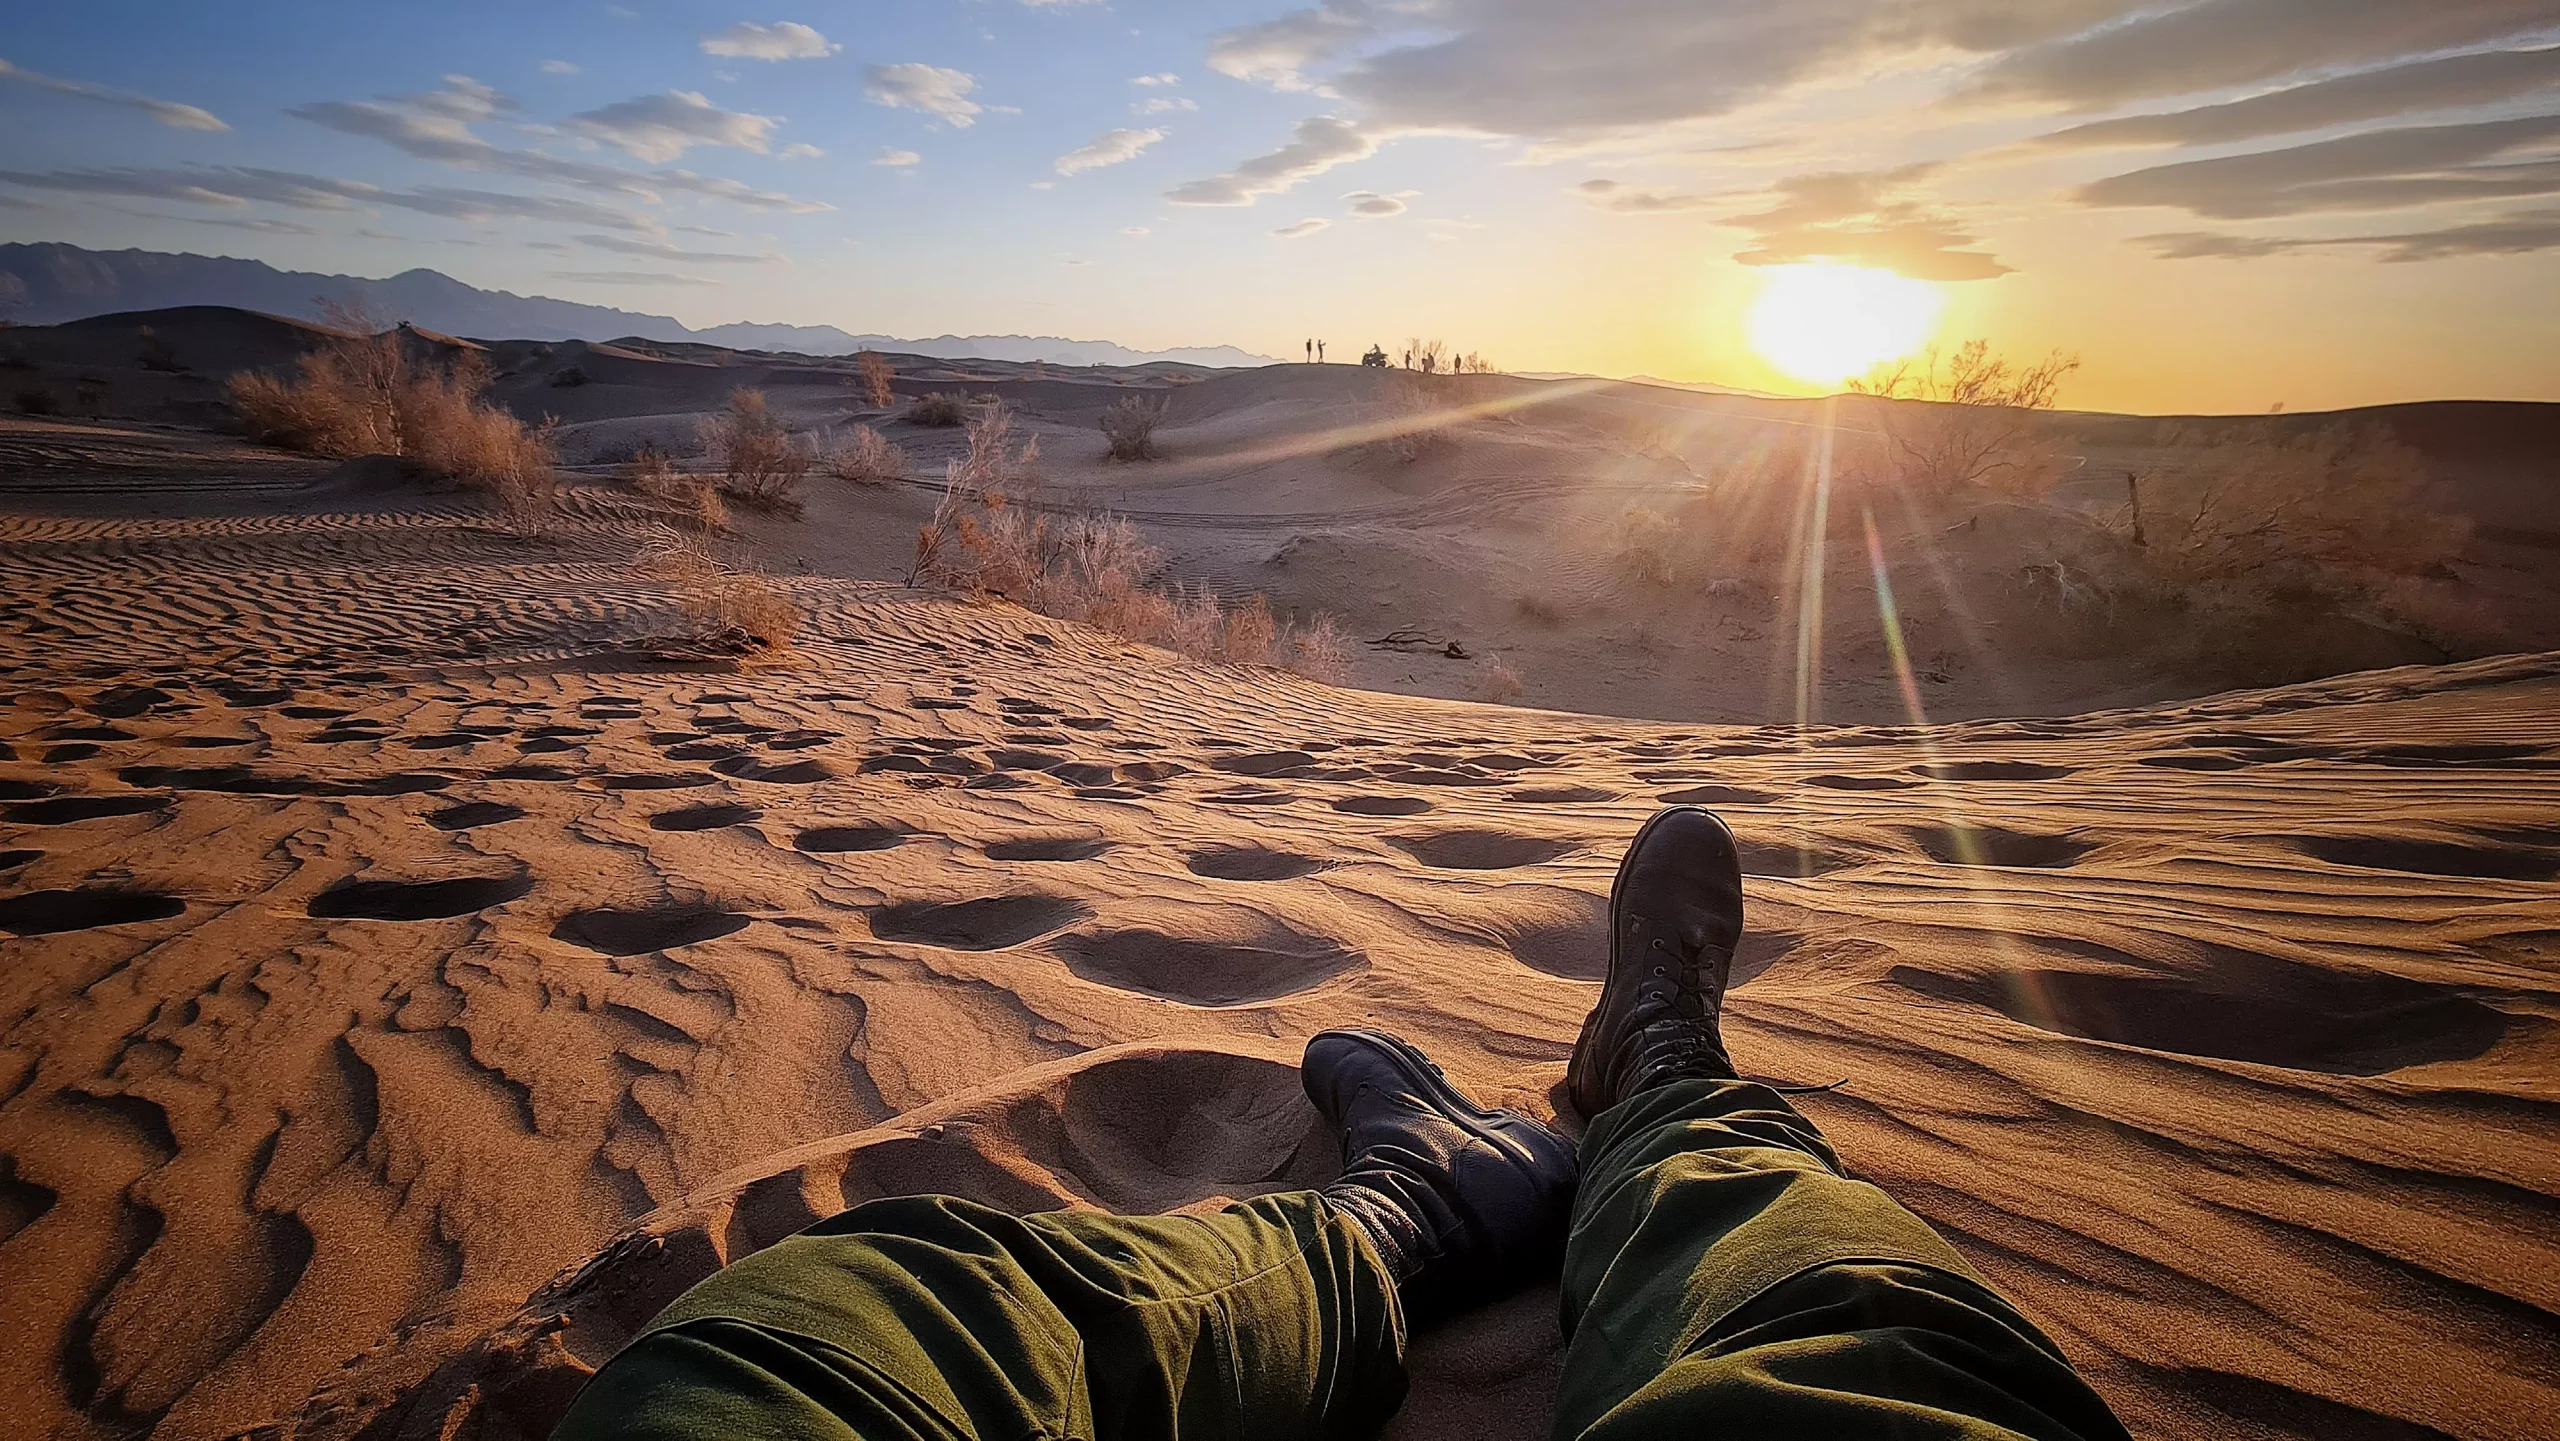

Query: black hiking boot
[1565,806,1746,1119]
[1304,1028,1579,1317]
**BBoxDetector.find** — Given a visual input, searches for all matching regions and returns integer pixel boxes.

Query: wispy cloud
[864,63,984,127]
[874,148,923,170]
[699,21,839,61]
[575,233,784,264]
[1343,189,1409,217]
[541,60,581,76]
[572,91,781,162]
[1169,116,1373,205]
[2076,115,2560,219]
[2038,47,2560,151]
[1056,128,1166,176]
[0,165,661,231]
[1273,217,1330,238]
[550,270,723,286]
[2139,209,2560,262]
[0,55,226,130]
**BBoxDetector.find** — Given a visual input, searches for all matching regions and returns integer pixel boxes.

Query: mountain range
[0,244,1283,369]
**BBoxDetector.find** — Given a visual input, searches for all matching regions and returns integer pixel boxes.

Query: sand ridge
[1,433,2557,1441]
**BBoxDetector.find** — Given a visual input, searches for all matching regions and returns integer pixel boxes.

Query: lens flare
[1747,264,1944,387]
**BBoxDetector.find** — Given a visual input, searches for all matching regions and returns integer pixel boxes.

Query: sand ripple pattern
[1,499,2557,1441]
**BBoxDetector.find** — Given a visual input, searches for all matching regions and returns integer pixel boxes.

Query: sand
[1,339,2557,1440]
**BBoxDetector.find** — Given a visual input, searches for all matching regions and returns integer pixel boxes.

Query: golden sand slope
[0,489,2555,1441]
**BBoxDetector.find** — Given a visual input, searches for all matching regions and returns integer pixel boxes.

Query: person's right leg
[1554,807,2128,1441]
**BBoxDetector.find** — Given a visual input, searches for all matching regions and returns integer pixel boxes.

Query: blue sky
[5,2,2559,411]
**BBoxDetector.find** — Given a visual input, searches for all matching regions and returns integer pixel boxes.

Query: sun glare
[1747,264,1945,387]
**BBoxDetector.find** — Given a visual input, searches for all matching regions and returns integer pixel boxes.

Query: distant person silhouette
[1306,338,1314,363]
[560,807,2128,1441]
[1318,339,1327,363]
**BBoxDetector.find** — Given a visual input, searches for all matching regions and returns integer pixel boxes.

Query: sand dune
[1,422,2556,1441]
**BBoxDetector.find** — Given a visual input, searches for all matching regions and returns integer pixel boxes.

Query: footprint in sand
[868,896,1089,950]
[1903,826,2093,869]
[1657,784,1776,807]
[552,904,750,955]
[1388,830,1578,870]
[308,875,534,920]
[2284,834,2559,882]
[428,801,527,831]
[795,824,909,853]
[0,889,186,936]
[1187,846,1331,881]
[651,803,765,832]
[1055,926,1362,1006]
[1508,785,1621,804]
[1332,795,1431,816]
[1911,761,2078,781]
[5,794,171,824]
[986,834,1114,862]
[1804,774,1922,791]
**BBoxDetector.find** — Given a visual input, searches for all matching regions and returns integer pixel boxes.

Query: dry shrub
[1515,592,1566,626]
[855,350,896,409]
[1477,657,1524,704]
[827,423,909,485]
[228,315,558,531]
[909,414,1345,681]
[638,525,801,657]
[1101,393,1169,461]
[1369,370,1455,463]
[1854,339,2079,497]
[2136,422,2464,597]
[14,388,56,416]
[905,391,970,427]
[1614,503,1680,585]
[626,448,728,533]
[698,388,810,514]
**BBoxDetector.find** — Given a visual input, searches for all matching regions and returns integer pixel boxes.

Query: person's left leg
[558,1031,1577,1441]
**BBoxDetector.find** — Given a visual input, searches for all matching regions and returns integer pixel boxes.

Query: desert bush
[1100,393,1169,461]
[1284,614,1352,684]
[1477,657,1524,704]
[626,448,728,533]
[905,391,970,427]
[1853,339,2079,497]
[827,423,910,485]
[137,326,183,373]
[1368,371,1455,463]
[13,388,55,415]
[549,365,589,388]
[1515,592,1566,626]
[1614,503,1680,585]
[228,319,558,529]
[698,388,810,514]
[2135,422,2464,595]
[637,525,801,657]
[855,351,896,409]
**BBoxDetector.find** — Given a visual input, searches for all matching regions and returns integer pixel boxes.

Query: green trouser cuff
[560,1190,1409,1441]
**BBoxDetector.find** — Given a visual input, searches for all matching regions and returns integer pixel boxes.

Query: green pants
[559,1079,2127,1441]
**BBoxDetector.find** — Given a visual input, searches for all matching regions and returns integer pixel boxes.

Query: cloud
[100,207,324,236]
[1342,188,1409,216]
[0,165,661,231]
[700,21,839,60]
[1688,164,2015,281]
[1971,0,2560,108]
[2075,114,2560,219]
[542,60,581,75]
[1055,128,1166,176]
[1574,178,1716,213]
[1207,5,1373,92]
[1136,96,1198,115]
[1273,218,1330,237]
[781,142,825,159]
[291,80,827,212]
[2138,209,2560,262]
[0,56,227,130]
[865,63,984,127]
[1167,116,1374,205]
[2039,47,2560,150]
[574,233,784,264]
[874,148,922,169]
[551,270,723,286]
[1123,225,1151,236]
[571,91,779,162]
[1131,73,1181,87]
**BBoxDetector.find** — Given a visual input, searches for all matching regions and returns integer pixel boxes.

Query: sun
[1746,264,1945,388]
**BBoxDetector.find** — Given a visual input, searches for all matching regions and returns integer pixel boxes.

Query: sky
[3,0,2558,414]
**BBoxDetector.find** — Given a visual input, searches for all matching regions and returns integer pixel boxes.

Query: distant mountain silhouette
[0,244,1283,369]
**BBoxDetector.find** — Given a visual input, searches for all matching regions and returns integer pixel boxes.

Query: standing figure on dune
[1306,338,1315,363]
[1318,339,1327,363]
[560,807,2130,1441]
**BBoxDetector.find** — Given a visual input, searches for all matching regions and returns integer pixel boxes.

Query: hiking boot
[1565,806,1745,1119]
[1304,1028,1579,1317]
